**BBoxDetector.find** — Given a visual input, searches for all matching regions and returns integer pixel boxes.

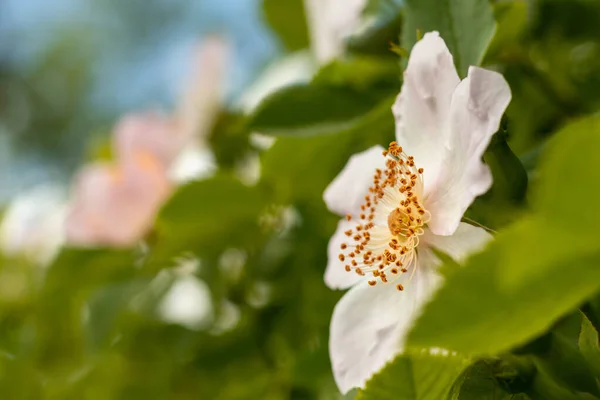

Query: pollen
[336,141,431,293]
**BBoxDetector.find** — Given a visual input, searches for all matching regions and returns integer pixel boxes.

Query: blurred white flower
[168,143,216,184]
[0,184,66,265]
[323,32,511,393]
[304,0,367,63]
[159,275,213,331]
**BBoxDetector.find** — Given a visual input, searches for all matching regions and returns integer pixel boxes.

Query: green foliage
[358,351,471,400]
[579,312,600,379]
[153,175,266,260]
[263,0,309,51]
[408,114,600,358]
[249,56,400,137]
[4,0,600,398]
[450,358,534,400]
[347,0,404,57]
[485,1,528,62]
[250,84,389,136]
[402,0,496,76]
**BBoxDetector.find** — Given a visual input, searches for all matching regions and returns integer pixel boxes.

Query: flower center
[338,142,430,291]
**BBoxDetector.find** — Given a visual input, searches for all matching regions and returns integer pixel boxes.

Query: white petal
[425,67,511,236]
[324,145,386,217]
[422,222,493,263]
[304,0,366,64]
[392,31,460,195]
[329,266,441,393]
[325,219,363,290]
[169,142,216,183]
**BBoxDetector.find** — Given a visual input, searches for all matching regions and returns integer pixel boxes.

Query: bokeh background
[0,0,277,199]
[2,0,600,398]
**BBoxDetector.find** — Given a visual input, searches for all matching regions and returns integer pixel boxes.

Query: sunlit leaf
[357,351,471,400]
[407,115,600,356]
[152,175,265,261]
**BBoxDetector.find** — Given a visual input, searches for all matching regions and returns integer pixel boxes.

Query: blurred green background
[2,0,600,398]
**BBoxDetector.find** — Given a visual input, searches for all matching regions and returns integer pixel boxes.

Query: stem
[461,216,497,234]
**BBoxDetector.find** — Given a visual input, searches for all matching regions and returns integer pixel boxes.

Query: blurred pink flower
[114,112,182,169]
[64,36,230,248]
[65,153,170,247]
[176,35,230,143]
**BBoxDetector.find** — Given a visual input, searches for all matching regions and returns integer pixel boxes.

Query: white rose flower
[323,31,511,393]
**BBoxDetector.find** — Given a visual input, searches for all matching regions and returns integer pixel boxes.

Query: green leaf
[527,368,599,400]
[314,56,401,91]
[152,175,265,261]
[579,312,600,379]
[44,248,139,290]
[535,115,600,234]
[484,128,528,204]
[86,278,157,350]
[484,0,528,62]
[249,81,396,137]
[402,0,496,76]
[249,56,400,137]
[260,94,396,204]
[209,111,251,169]
[502,115,600,287]
[451,358,534,400]
[34,248,139,373]
[347,0,403,57]
[0,355,43,399]
[526,314,600,398]
[407,114,600,356]
[408,219,600,355]
[263,0,309,51]
[357,351,471,400]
